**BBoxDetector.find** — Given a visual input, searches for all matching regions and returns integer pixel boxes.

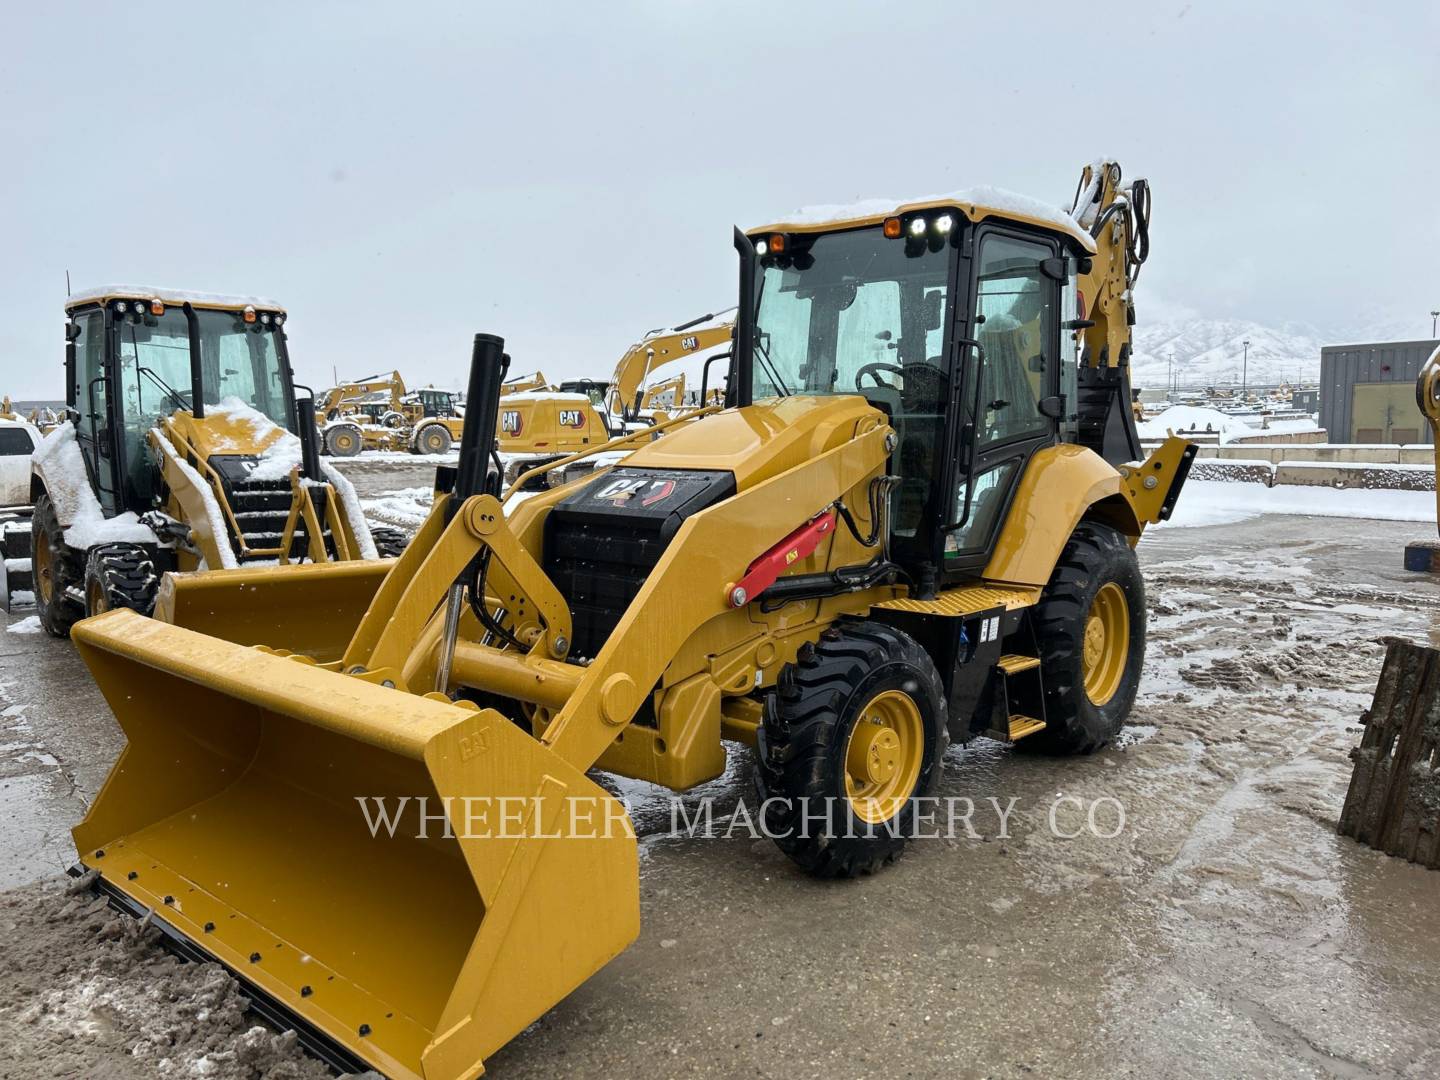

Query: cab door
[940,227,1063,577]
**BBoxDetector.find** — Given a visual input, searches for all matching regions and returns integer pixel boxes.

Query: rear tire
[755,620,947,878]
[1023,522,1145,755]
[32,493,83,637]
[84,543,158,617]
[369,525,407,558]
[324,424,363,457]
[413,424,453,455]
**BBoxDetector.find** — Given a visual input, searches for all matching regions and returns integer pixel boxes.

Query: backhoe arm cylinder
[455,333,510,507]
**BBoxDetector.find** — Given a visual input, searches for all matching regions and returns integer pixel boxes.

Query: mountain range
[1127,310,1433,390]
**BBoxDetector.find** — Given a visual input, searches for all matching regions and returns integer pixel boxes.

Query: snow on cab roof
[66,285,286,313]
[751,185,1096,252]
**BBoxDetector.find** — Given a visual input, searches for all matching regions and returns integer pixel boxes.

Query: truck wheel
[84,544,158,617]
[755,620,947,878]
[325,424,362,457]
[414,424,453,455]
[1023,522,1145,755]
[369,526,407,558]
[32,494,83,637]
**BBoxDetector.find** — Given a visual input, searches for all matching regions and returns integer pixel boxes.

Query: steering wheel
[854,362,905,391]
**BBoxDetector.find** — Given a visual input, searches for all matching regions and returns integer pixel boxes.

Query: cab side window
[974,235,1054,445]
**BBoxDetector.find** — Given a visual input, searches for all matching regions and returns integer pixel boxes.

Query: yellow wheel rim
[336,432,356,452]
[86,577,110,615]
[844,689,924,825]
[1082,581,1130,707]
[35,531,53,603]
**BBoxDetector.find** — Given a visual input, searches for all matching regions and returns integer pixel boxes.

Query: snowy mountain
[1127,311,1428,390]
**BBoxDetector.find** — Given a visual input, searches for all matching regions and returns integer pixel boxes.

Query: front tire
[369,525,407,559]
[32,493,82,637]
[1024,522,1145,755]
[755,620,947,878]
[84,543,158,617]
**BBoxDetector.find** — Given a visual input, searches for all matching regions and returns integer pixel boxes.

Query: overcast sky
[3,0,1437,398]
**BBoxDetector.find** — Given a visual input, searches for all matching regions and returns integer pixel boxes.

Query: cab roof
[749,184,1097,253]
[65,285,286,314]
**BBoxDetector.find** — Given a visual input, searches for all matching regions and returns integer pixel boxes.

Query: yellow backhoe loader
[14,287,404,636]
[68,162,1192,1079]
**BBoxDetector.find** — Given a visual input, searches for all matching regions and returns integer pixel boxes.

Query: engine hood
[622,395,885,491]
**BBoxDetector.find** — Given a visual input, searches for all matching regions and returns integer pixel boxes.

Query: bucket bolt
[553,635,569,658]
[127,871,138,881]
[163,895,174,905]
[301,985,313,997]
[203,922,215,933]
[250,952,262,963]
[359,1024,372,1037]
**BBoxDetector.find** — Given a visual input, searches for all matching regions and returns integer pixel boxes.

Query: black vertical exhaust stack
[453,333,510,513]
[294,395,323,481]
[182,302,205,419]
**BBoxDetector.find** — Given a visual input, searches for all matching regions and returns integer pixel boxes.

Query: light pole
[1242,339,1250,401]
[1431,309,1438,338]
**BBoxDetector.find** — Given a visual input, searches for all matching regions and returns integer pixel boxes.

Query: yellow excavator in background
[1405,344,1440,570]
[498,313,734,485]
[501,369,550,394]
[68,161,1190,1079]
[7,287,404,638]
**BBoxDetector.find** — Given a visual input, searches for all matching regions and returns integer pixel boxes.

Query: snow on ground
[1139,405,1320,444]
[5,616,40,634]
[1160,478,1434,530]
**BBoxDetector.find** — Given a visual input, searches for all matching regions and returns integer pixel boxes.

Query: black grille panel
[543,468,734,660]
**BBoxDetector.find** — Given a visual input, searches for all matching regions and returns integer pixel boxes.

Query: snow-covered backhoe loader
[9,286,405,639]
[69,162,1192,1079]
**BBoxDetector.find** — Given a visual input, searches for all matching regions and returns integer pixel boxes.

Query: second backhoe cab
[733,190,1155,592]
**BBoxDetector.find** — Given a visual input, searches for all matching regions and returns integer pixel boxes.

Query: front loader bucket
[154,560,394,662]
[72,609,639,1080]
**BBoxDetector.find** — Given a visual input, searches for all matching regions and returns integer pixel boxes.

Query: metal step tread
[1007,714,1046,741]
[997,653,1041,675]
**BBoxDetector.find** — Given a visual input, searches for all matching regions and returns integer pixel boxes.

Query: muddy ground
[1,479,1438,1078]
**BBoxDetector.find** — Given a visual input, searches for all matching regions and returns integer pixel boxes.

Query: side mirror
[1040,257,1068,282]
[65,322,82,342]
[1038,395,1066,419]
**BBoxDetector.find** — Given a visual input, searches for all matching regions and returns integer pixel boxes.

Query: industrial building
[1319,339,1439,444]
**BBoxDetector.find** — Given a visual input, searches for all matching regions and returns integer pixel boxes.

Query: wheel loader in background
[4,287,405,637]
[317,371,466,456]
[68,161,1192,1080]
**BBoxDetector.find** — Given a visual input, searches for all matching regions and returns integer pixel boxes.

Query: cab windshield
[750,225,954,548]
[114,307,290,431]
[751,225,951,402]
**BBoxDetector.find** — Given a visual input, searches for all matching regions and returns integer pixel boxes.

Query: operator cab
[63,288,295,515]
[414,387,461,418]
[735,201,1095,585]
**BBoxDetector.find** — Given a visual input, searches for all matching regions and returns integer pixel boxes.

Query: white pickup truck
[0,416,41,609]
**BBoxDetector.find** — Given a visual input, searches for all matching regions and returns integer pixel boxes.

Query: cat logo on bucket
[500,409,523,435]
[558,409,586,428]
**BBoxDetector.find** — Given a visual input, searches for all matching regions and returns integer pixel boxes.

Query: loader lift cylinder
[454,332,509,512]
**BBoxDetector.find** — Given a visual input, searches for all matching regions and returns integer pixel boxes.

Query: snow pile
[1137,406,1251,442]
[6,615,40,634]
[208,397,298,480]
[31,426,153,548]
[1157,478,1434,530]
